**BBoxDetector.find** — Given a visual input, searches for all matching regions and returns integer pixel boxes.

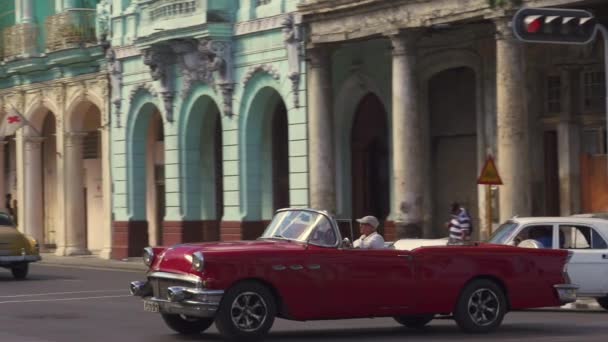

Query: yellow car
[0,212,40,279]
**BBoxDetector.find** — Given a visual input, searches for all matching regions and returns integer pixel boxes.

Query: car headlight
[192,251,204,272]
[143,247,155,267]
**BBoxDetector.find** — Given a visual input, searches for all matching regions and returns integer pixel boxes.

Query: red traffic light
[513,8,597,45]
[524,15,543,33]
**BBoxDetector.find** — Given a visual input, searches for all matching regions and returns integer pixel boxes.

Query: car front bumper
[130,274,224,318]
[0,254,41,266]
[554,284,578,305]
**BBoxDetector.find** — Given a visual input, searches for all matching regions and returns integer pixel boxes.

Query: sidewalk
[38,252,148,272]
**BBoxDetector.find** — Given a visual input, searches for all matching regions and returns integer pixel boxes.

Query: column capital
[387,29,422,57]
[494,17,517,42]
[306,45,332,69]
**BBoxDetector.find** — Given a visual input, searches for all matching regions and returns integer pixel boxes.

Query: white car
[488,215,608,310]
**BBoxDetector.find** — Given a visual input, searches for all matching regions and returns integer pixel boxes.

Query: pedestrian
[447,202,473,245]
[353,215,385,249]
[5,194,14,217]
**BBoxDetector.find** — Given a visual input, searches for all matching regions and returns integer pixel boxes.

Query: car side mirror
[341,238,352,249]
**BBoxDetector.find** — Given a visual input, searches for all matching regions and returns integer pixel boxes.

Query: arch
[24,102,60,136]
[239,74,289,221]
[126,90,162,220]
[64,90,105,132]
[333,72,390,217]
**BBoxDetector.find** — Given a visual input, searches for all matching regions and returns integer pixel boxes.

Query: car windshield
[260,210,332,243]
[0,213,14,227]
[488,221,519,245]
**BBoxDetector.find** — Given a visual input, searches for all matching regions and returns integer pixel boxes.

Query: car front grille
[149,277,198,300]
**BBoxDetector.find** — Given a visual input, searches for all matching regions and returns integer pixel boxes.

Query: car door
[558,224,608,295]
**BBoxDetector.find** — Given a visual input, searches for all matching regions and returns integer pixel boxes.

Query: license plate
[143,300,159,313]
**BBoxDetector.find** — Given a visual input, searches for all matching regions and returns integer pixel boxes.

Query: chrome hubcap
[231,292,268,332]
[467,288,500,326]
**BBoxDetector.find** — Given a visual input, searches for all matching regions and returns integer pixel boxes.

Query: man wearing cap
[353,215,385,249]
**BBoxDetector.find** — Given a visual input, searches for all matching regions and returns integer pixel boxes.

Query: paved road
[0,264,607,342]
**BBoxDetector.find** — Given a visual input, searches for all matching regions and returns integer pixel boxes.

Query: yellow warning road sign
[477,155,503,185]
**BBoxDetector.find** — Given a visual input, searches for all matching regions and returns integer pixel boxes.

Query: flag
[1,106,28,138]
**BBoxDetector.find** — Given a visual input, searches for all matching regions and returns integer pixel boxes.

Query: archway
[429,67,478,237]
[242,87,289,239]
[130,103,165,247]
[64,101,103,255]
[350,93,390,236]
[183,95,223,241]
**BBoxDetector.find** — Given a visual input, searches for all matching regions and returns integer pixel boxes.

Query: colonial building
[107,0,306,258]
[0,0,112,257]
[299,0,608,241]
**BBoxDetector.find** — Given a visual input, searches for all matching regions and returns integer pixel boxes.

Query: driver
[353,216,385,249]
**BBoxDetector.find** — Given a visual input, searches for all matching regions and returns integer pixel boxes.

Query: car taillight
[563,250,574,284]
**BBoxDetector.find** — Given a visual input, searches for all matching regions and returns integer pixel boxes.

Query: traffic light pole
[598,24,608,157]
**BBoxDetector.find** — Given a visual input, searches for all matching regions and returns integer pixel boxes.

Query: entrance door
[351,94,389,233]
[581,154,608,212]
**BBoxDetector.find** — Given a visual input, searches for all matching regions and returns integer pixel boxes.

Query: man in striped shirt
[447,202,472,245]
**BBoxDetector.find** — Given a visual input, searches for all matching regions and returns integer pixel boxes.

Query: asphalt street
[0,264,607,342]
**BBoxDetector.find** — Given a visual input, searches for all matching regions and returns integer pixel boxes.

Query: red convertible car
[130,208,577,340]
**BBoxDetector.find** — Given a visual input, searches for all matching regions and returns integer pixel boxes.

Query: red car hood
[150,239,305,274]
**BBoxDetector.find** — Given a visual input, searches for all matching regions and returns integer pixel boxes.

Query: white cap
[356,215,379,229]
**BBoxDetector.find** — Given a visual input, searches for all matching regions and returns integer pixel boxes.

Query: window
[256,0,272,6]
[83,131,100,159]
[582,128,606,155]
[582,70,606,113]
[514,225,554,248]
[546,75,561,114]
[559,225,607,249]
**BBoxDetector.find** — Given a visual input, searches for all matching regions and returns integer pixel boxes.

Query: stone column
[64,132,88,255]
[390,32,425,238]
[0,142,6,211]
[558,68,581,215]
[307,47,336,213]
[24,137,44,243]
[21,0,34,24]
[495,19,531,221]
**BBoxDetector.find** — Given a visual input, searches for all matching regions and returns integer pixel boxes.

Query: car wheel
[393,314,434,328]
[596,296,608,311]
[11,264,28,280]
[453,279,507,333]
[161,313,213,334]
[215,281,276,341]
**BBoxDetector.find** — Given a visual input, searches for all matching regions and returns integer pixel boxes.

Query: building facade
[0,0,112,257]
[299,0,608,241]
[107,0,307,258]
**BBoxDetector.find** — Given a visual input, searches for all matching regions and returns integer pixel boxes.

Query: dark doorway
[272,100,289,211]
[351,93,390,234]
[214,112,224,223]
[543,130,560,215]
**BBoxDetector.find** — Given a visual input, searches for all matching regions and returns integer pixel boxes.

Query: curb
[37,253,148,272]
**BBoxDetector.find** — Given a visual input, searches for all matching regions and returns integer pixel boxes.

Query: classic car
[0,212,41,279]
[487,215,608,310]
[130,208,577,340]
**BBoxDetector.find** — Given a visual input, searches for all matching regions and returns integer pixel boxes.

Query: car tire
[453,279,507,333]
[11,264,28,280]
[596,296,608,311]
[161,313,214,334]
[215,281,276,341]
[393,314,434,328]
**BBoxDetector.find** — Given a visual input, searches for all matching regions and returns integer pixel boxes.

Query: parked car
[488,215,608,310]
[0,212,41,279]
[130,208,576,340]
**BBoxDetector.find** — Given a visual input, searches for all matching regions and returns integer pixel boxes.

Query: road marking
[0,295,132,304]
[0,290,126,298]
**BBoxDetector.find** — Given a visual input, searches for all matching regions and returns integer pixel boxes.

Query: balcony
[1,23,38,60]
[45,9,97,52]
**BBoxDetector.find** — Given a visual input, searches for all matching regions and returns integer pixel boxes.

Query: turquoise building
[107,0,307,258]
[0,0,112,257]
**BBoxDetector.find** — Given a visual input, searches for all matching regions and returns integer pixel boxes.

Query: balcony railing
[2,23,38,60]
[149,0,198,21]
[45,9,97,52]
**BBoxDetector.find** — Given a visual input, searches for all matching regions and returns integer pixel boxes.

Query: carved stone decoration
[107,48,124,128]
[96,0,112,42]
[142,46,176,122]
[282,14,303,108]
[128,82,158,102]
[242,64,280,86]
[171,39,234,116]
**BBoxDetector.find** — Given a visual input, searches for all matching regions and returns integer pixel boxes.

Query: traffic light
[512,7,597,44]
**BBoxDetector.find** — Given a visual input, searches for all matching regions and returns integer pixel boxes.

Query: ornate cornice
[234,14,289,36]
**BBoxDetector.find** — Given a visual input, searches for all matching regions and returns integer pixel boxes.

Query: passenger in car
[353,216,385,249]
